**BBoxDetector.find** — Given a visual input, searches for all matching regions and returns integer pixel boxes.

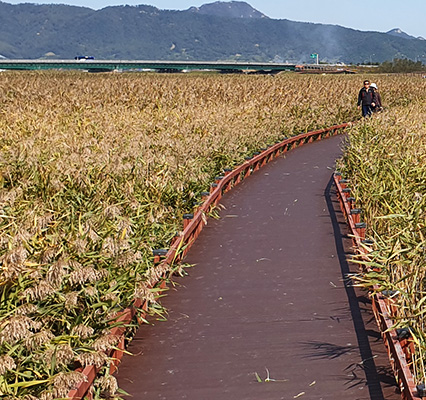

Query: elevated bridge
[0,59,296,73]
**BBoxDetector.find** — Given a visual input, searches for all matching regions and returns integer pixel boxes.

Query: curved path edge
[116,129,400,399]
[67,124,351,399]
[334,174,419,399]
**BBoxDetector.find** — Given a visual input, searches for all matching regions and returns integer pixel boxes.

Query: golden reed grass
[0,70,421,397]
[338,74,426,384]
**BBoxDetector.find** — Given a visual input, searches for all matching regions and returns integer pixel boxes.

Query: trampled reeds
[0,70,417,397]
[338,75,426,384]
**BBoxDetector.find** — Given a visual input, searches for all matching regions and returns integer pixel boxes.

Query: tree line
[378,58,426,73]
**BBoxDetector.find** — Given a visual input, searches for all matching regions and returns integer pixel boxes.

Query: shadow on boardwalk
[323,176,399,399]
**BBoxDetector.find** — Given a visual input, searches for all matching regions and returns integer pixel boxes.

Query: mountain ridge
[386,28,425,41]
[0,1,425,63]
[188,1,268,19]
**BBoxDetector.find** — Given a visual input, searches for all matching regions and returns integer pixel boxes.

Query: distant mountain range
[386,28,425,41]
[0,0,425,63]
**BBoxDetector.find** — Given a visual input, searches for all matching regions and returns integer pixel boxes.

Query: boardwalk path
[116,135,399,400]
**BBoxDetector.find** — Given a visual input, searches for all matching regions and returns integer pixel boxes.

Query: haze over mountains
[0,0,425,63]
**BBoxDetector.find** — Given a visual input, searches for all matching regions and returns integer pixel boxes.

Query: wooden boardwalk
[116,135,399,400]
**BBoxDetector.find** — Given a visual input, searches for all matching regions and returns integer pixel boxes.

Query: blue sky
[4,0,426,39]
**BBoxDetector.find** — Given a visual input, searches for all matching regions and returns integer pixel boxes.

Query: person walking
[357,80,376,117]
[370,83,383,112]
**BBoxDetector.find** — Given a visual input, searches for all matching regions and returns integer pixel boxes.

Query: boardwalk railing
[334,173,420,400]
[67,123,349,399]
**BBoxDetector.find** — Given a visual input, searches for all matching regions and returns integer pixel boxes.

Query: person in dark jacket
[370,83,383,112]
[357,80,377,117]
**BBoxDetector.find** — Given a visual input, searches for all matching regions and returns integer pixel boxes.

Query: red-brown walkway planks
[116,135,399,400]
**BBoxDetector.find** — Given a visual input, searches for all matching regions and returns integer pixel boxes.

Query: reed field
[0,70,424,398]
[338,77,426,385]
